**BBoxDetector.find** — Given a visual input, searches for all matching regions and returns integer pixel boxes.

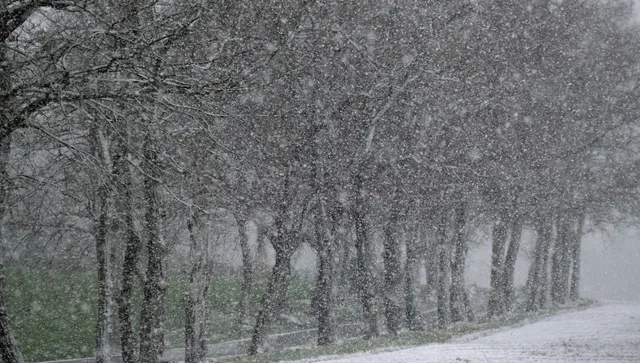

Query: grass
[5,266,595,363]
[6,268,99,361]
[5,267,315,362]
[218,298,597,363]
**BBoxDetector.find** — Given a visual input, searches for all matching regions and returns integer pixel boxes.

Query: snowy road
[305,302,640,363]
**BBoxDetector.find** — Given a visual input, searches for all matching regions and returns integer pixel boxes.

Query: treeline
[1,1,640,363]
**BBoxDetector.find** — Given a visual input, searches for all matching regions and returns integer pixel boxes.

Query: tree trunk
[119,226,142,363]
[338,232,352,302]
[435,210,451,329]
[248,245,294,355]
[139,134,167,363]
[90,124,114,363]
[527,214,553,311]
[404,229,421,331]
[462,288,475,322]
[382,210,404,335]
[314,193,340,347]
[315,216,336,346]
[0,32,25,363]
[502,218,523,313]
[569,213,585,302]
[115,143,143,363]
[235,215,253,328]
[0,263,24,363]
[185,213,208,363]
[255,224,268,277]
[450,203,468,323]
[487,216,508,317]
[538,216,553,309]
[352,173,379,339]
[524,231,541,312]
[94,183,112,363]
[551,216,571,305]
[423,237,438,305]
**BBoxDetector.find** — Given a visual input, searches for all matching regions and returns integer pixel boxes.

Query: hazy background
[227,222,640,303]
[465,226,640,303]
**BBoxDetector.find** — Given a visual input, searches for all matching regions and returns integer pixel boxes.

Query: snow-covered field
[300,302,640,362]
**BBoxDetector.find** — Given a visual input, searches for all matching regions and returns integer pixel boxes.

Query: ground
[294,302,640,363]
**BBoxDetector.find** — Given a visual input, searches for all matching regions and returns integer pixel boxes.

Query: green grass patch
[6,267,315,362]
[6,268,99,362]
[6,265,594,363]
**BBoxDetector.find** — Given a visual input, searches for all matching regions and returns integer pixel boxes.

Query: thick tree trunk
[248,246,294,355]
[115,147,143,363]
[315,218,336,346]
[255,224,268,277]
[435,210,451,329]
[0,263,24,363]
[352,174,379,338]
[538,216,553,309]
[119,227,142,363]
[569,213,585,302]
[525,216,543,313]
[423,238,438,305]
[185,213,208,363]
[488,216,508,317]
[0,34,24,363]
[524,236,540,312]
[94,186,112,363]
[462,288,475,322]
[338,232,352,301]
[404,230,421,331]
[235,216,253,327]
[139,134,167,363]
[551,217,571,305]
[450,203,468,323]
[314,193,340,347]
[90,125,114,363]
[184,291,207,363]
[526,214,553,311]
[382,210,404,335]
[502,218,523,313]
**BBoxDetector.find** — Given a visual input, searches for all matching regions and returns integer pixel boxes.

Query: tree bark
[488,215,508,317]
[404,229,421,330]
[435,210,451,329]
[235,215,253,328]
[185,213,208,363]
[538,216,553,309]
[502,218,523,313]
[254,223,269,277]
[551,216,571,305]
[0,25,25,363]
[423,236,438,305]
[315,213,336,346]
[313,191,340,347]
[450,203,468,323]
[139,134,167,363]
[0,157,22,363]
[0,263,24,363]
[569,212,585,302]
[91,125,113,363]
[526,214,552,311]
[114,140,142,363]
[352,173,379,338]
[524,233,541,312]
[382,208,404,335]
[248,245,294,355]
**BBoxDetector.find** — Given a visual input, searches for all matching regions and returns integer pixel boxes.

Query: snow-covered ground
[300,302,640,362]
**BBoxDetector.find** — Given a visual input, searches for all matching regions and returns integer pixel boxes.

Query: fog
[462,226,640,302]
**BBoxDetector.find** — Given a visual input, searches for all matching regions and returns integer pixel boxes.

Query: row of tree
[1,1,640,363]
